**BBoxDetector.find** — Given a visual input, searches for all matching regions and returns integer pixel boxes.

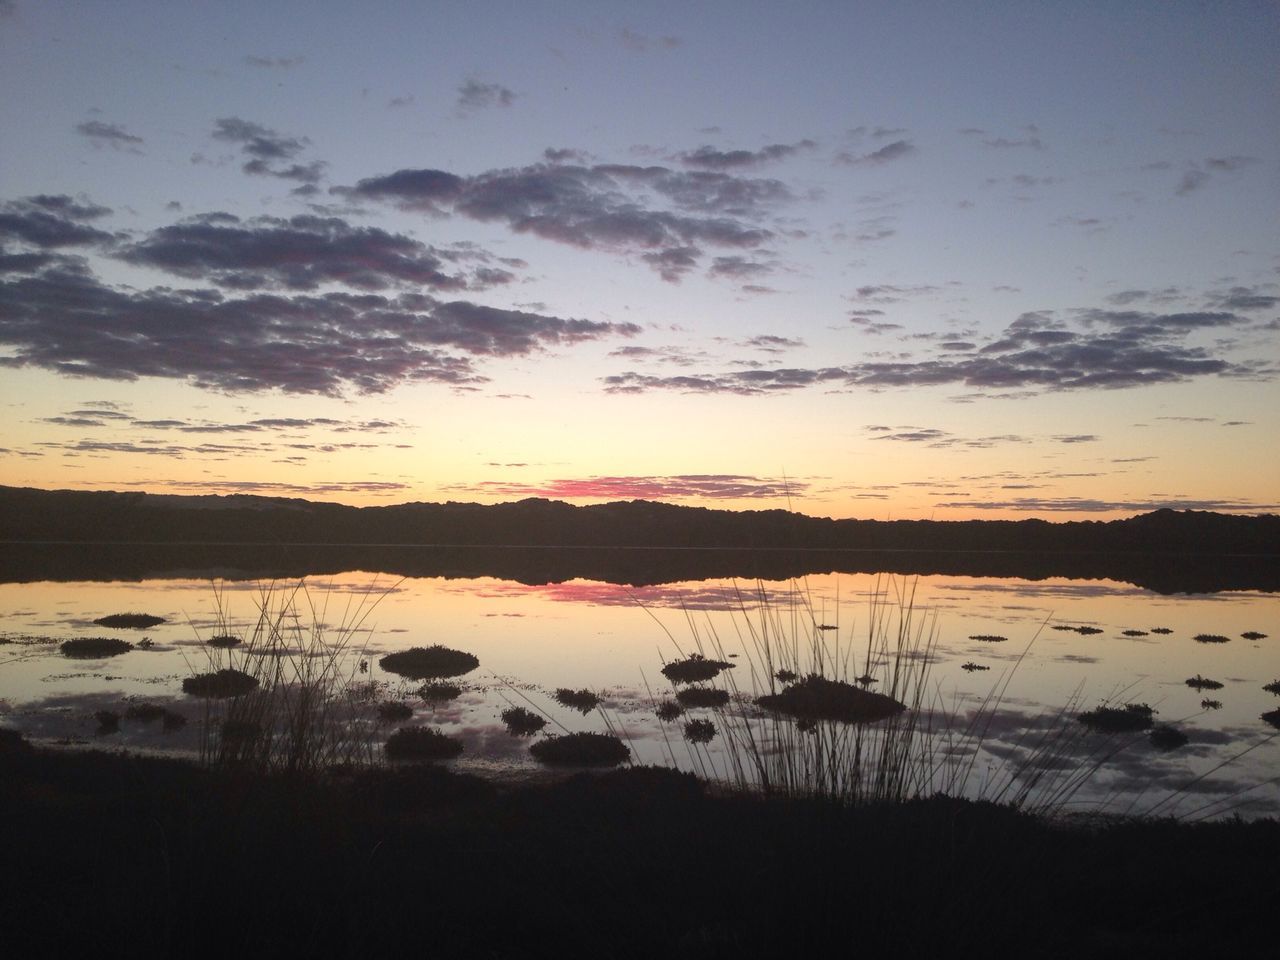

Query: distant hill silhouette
[1,485,1277,592]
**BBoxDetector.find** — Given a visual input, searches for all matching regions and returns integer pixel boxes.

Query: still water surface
[2,562,1276,817]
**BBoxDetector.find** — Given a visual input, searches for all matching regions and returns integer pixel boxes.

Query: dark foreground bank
[2,732,1277,959]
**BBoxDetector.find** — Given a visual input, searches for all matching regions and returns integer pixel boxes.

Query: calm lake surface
[2,548,1277,818]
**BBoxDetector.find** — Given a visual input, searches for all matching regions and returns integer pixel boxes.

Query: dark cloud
[980,126,1045,150]
[117,213,480,292]
[836,140,917,166]
[1052,434,1099,444]
[678,140,816,170]
[75,120,143,147]
[1176,169,1209,195]
[850,284,939,304]
[460,474,806,501]
[0,259,639,395]
[341,159,786,281]
[708,255,772,280]
[1207,286,1278,312]
[934,496,1278,513]
[212,117,324,183]
[602,307,1251,396]
[244,55,304,69]
[618,28,681,51]
[743,335,803,352]
[0,195,114,248]
[456,79,516,112]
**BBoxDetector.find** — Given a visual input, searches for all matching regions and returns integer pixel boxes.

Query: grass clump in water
[419,681,462,702]
[1186,675,1224,691]
[655,700,684,722]
[1077,702,1154,734]
[61,636,132,659]
[1122,630,1149,637]
[684,719,716,744]
[1201,699,1222,710]
[379,645,478,680]
[385,726,463,761]
[661,653,735,684]
[207,634,240,648]
[758,674,905,724]
[183,668,259,699]
[125,702,186,730]
[1263,680,1280,696]
[93,613,165,629]
[1262,709,1280,731]
[554,688,601,713]
[675,687,730,709]
[377,701,413,724]
[530,732,629,766]
[1149,725,1188,750]
[961,662,989,672]
[1242,631,1267,640]
[969,634,1008,643]
[1151,627,1173,634]
[1194,634,1231,644]
[501,706,546,736]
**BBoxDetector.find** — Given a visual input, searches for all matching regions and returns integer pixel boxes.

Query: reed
[186,579,392,778]
[648,575,1146,817]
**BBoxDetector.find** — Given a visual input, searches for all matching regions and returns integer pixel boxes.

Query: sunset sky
[2,0,1277,521]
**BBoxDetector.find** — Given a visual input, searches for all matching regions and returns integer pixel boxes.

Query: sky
[1,0,1277,521]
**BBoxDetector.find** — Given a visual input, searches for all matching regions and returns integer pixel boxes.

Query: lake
[2,545,1276,819]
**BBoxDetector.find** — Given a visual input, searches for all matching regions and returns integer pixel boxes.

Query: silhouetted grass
[683,718,716,744]
[757,674,905,723]
[969,634,1008,643]
[207,634,240,648]
[1264,681,1280,696]
[60,636,132,658]
[501,706,546,736]
[1077,702,1154,733]
[418,681,462,702]
[961,661,989,672]
[182,668,259,699]
[1149,725,1188,750]
[93,613,165,628]
[1186,675,1224,691]
[530,732,629,765]
[379,645,478,680]
[1243,631,1268,640]
[124,702,186,730]
[376,701,413,723]
[661,653,734,683]
[553,688,601,713]
[385,726,463,761]
[655,699,684,722]
[675,687,730,709]
[1195,633,1231,644]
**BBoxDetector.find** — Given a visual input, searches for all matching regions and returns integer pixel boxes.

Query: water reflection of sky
[1,571,1275,818]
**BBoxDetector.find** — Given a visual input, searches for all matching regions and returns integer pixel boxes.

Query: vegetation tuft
[125,702,186,730]
[1262,709,1280,731]
[675,687,730,709]
[376,701,413,724]
[661,653,735,684]
[418,681,462,702]
[1263,680,1280,696]
[1201,699,1222,710]
[182,668,259,699]
[501,706,546,736]
[683,718,716,744]
[1194,633,1231,644]
[1121,629,1148,637]
[530,732,629,766]
[1149,725,1188,750]
[655,700,684,722]
[385,726,463,761]
[1151,627,1173,634]
[378,645,478,680]
[757,674,905,724]
[969,634,1008,643]
[207,634,240,648]
[554,688,601,713]
[60,636,132,659]
[1242,631,1267,640]
[1077,702,1154,734]
[1185,675,1224,691]
[92,613,165,629]
[961,661,989,672]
